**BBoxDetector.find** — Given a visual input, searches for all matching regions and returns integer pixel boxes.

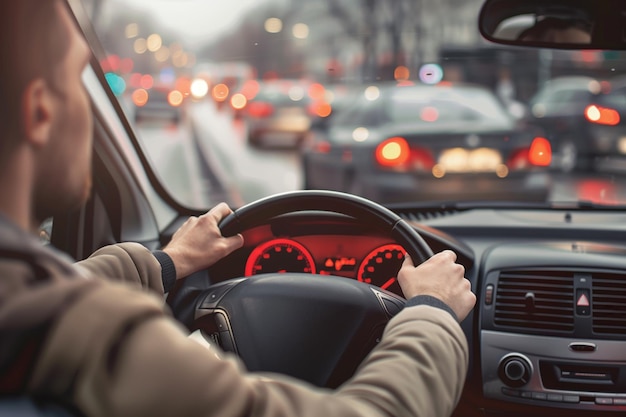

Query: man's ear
[21,79,54,147]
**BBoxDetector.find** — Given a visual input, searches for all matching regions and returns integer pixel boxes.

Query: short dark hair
[0,0,71,154]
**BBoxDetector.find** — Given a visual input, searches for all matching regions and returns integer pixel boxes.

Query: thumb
[224,233,244,252]
[402,252,415,268]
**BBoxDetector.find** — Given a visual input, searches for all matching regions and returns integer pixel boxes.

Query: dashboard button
[531,392,547,401]
[575,289,591,316]
[596,397,613,405]
[501,388,519,397]
[614,398,626,405]
[214,311,230,331]
[485,284,494,305]
[547,393,563,402]
[562,395,580,403]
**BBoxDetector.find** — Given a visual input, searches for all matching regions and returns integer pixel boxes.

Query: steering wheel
[170,190,434,388]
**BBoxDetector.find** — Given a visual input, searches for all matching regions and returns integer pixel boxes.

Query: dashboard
[204,206,626,417]
[209,211,473,298]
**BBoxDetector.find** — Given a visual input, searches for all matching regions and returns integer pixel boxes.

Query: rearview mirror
[479,0,626,50]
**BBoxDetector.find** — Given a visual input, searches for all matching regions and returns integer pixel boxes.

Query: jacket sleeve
[73,243,165,295]
[27,281,469,417]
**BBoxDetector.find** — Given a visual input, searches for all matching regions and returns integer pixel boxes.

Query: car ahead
[526,75,626,172]
[9,0,626,416]
[243,79,319,147]
[302,82,552,204]
[132,85,183,124]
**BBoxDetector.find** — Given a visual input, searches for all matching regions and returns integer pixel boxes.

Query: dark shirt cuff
[405,295,458,321]
[152,250,177,293]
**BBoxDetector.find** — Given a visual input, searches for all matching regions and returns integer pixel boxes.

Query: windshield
[81,0,626,207]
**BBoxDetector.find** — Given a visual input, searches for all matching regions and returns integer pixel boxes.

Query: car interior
[3,0,626,416]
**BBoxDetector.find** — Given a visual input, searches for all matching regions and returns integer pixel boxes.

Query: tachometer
[245,238,316,276]
[357,244,406,295]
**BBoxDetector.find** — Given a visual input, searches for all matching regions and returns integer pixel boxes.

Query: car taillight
[585,104,620,126]
[507,137,552,169]
[375,137,434,170]
[376,137,410,167]
[528,137,551,166]
[247,101,274,118]
[308,101,332,118]
[314,140,331,153]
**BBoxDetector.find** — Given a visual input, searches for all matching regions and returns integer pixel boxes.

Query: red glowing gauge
[357,244,406,295]
[244,238,316,276]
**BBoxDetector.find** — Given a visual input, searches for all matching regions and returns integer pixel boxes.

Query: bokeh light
[105,73,126,96]
[147,34,163,52]
[168,90,184,107]
[132,89,149,107]
[293,23,309,39]
[190,79,210,99]
[419,64,444,85]
[364,86,381,101]
[265,18,283,33]
[134,38,147,54]
[125,23,139,39]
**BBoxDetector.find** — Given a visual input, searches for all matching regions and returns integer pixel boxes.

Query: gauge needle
[381,277,396,290]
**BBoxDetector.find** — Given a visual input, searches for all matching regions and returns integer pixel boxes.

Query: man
[0,1,476,417]
[517,16,592,44]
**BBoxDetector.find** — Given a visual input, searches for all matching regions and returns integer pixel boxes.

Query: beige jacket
[0,216,469,417]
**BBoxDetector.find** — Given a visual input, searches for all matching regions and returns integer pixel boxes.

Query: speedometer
[245,238,316,276]
[357,244,406,295]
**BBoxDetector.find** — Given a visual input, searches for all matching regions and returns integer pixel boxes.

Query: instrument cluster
[242,234,407,296]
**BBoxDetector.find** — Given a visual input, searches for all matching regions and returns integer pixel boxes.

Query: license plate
[438,147,502,173]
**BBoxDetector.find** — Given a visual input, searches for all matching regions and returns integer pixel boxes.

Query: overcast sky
[110,0,276,46]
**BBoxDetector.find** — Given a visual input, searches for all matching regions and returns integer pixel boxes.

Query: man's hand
[163,203,244,279]
[398,250,476,322]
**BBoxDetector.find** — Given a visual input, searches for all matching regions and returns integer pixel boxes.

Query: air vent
[494,270,574,333]
[592,272,626,335]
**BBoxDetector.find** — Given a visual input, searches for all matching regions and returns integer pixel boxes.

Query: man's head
[0,0,93,227]
[517,17,592,44]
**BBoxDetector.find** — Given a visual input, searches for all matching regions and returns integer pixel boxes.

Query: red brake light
[247,101,274,118]
[508,137,552,169]
[376,137,410,167]
[585,105,620,126]
[308,101,332,118]
[375,137,433,170]
[314,140,331,153]
[528,137,552,166]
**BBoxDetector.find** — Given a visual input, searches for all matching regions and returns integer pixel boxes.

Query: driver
[0,1,476,417]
